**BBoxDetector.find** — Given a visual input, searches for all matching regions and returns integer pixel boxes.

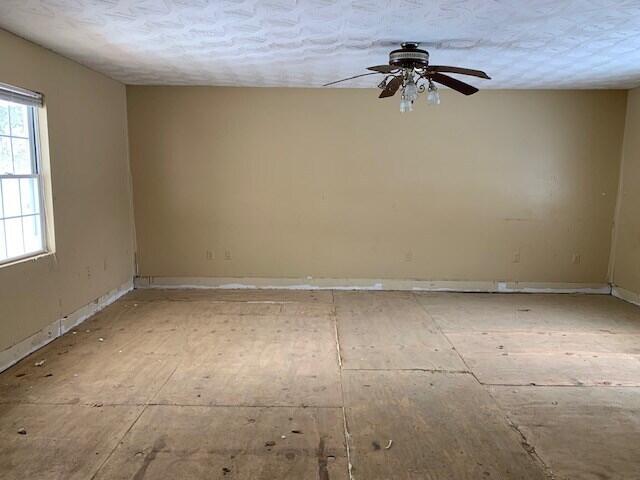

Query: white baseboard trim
[135,276,611,294]
[0,279,133,374]
[612,285,640,307]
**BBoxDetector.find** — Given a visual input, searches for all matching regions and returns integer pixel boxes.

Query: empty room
[1,1,640,479]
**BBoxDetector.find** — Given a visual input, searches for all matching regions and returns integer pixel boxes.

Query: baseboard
[0,279,133,374]
[135,276,611,294]
[612,285,640,307]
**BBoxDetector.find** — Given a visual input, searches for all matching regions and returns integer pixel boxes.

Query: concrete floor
[1,289,639,479]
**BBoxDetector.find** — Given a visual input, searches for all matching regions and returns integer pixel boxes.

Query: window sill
[0,250,53,270]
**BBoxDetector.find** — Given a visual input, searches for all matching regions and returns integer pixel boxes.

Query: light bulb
[404,82,418,102]
[399,96,413,113]
[427,82,440,105]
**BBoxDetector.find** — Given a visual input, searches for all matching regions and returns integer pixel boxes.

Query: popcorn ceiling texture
[1,0,640,88]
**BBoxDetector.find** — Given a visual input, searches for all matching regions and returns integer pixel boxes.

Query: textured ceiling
[1,0,640,89]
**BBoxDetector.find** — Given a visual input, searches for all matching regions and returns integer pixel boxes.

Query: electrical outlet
[572,253,581,265]
[404,251,413,262]
[513,252,521,263]
[206,250,214,261]
[224,250,232,261]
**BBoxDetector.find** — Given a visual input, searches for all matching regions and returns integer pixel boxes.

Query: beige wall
[612,87,640,296]
[0,30,135,352]
[127,86,626,284]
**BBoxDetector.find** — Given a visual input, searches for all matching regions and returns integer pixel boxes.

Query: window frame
[0,101,48,265]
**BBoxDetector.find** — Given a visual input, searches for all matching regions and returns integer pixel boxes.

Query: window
[0,83,46,265]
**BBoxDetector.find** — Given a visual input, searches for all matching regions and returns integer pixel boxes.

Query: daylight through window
[0,90,46,265]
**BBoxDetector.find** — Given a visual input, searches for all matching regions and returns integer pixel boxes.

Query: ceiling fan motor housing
[389,42,429,68]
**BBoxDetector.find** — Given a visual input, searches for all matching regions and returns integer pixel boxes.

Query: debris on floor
[17,428,27,435]
[265,440,276,447]
[98,338,104,342]
[34,360,45,367]
[385,439,393,450]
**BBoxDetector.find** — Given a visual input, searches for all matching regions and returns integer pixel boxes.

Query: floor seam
[485,387,557,480]
[507,416,556,479]
[439,327,640,334]
[89,358,181,479]
[332,290,355,480]
[143,403,343,408]
[413,293,557,478]
[411,293,485,385]
[341,368,471,373]
[89,403,148,480]
[0,401,345,408]
[477,383,640,388]
[410,290,559,474]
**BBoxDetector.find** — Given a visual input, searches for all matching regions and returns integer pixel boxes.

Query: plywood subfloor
[1,289,639,479]
[489,386,640,480]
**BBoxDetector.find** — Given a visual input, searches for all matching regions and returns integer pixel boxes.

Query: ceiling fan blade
[379,76,402,98]
[427,65,490,79]
[430,72,479,95]
[367,65,399,74]
[323,72,380,87]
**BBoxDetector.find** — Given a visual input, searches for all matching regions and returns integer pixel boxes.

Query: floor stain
[133,437,166,480]
[317,437,330,480]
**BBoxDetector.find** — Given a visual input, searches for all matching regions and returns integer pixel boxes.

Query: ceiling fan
[323,42,490,112]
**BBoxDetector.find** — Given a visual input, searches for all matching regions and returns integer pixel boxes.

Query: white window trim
[0,101,49,266]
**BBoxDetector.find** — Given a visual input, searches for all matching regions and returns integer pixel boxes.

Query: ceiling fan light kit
[324,42,490,112]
